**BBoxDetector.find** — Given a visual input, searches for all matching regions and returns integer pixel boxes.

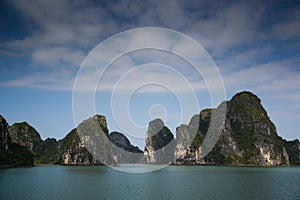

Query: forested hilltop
[1,91,299,167]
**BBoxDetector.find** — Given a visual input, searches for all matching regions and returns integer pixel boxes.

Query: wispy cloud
[220,57,300,104]
[1,0,300,142]
[31,47,86,68]
[272,8,300,39]
[2,69,75,90]
[1,0,299,99]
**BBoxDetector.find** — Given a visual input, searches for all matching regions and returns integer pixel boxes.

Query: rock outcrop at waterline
[60,115,144,165]
[9,122,60,164]
[144,119,174,164]
[0,115,34,167]
[109,131,143,163]
[60,115,112,165]
[1,114,143,166]
[173,91,300,166]
[1,91,300,167]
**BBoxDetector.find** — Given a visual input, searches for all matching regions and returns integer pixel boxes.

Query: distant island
[1,91,300,167]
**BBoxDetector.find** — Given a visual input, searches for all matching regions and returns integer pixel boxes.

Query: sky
[0,0,300,149]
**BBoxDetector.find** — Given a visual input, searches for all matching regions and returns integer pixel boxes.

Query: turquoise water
[0,165,300,200]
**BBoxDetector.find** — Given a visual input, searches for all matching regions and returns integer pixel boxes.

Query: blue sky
[0,0,300,148]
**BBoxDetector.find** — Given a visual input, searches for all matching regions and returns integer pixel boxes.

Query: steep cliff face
[2,114,144,166]
[0,115,34,166]
[109,131,143,163]
[9,122,42,156]
[60,128,94,165]
[174,103,228,165]
[60,115,147,165]
[174,113,205,165]
[60,115,117,165]
[0,115,10,165]
[174,91,300,166]
[60,115,112,165]
[0,115,10,151]
[8,122,60,164]
[2,91,299,167]
[144,119,174,164]
[284,139,300,165]
[219,91,290,165]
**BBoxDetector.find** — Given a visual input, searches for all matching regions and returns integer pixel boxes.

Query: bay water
[0,165,299,200]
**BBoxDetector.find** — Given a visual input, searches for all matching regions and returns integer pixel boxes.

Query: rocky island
[173,91,300,166]
[1,91,299,167]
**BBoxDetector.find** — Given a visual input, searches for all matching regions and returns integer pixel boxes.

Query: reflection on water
[0,165,300,200]
[112,164,168,173]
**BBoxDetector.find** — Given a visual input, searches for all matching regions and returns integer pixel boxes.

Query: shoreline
[2,163,299,169]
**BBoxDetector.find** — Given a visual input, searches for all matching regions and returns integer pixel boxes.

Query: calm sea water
[0,165,299,200]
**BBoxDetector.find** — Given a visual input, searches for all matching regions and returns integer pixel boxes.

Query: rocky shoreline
[1,91,300,167]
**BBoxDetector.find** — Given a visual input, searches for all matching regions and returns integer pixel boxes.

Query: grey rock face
[109,131,143,163]
[60,115,112,165]
[174,115,202,165]
[174,91,300,166]
[60,115,144,165]
[144,119,174,164]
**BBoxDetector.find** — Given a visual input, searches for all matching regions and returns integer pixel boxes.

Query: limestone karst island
[1,91,300,167]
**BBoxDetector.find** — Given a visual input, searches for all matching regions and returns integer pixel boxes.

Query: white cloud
[272,8,300,39]
[31,47,86,68]
[185,0,265,54]
[154,0,188,28]
[221,58,300,104]
[1,0,300,142]
[1,0,299,100]
[2,70,74,90]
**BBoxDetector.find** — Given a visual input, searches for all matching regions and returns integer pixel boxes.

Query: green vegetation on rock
[0,115,34,167]
[1,91,300,167]
[109,131,143,163]
[144,118,174,164]
[8,122,61,164]
[285,140,300,165]
[175,91,300,166]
